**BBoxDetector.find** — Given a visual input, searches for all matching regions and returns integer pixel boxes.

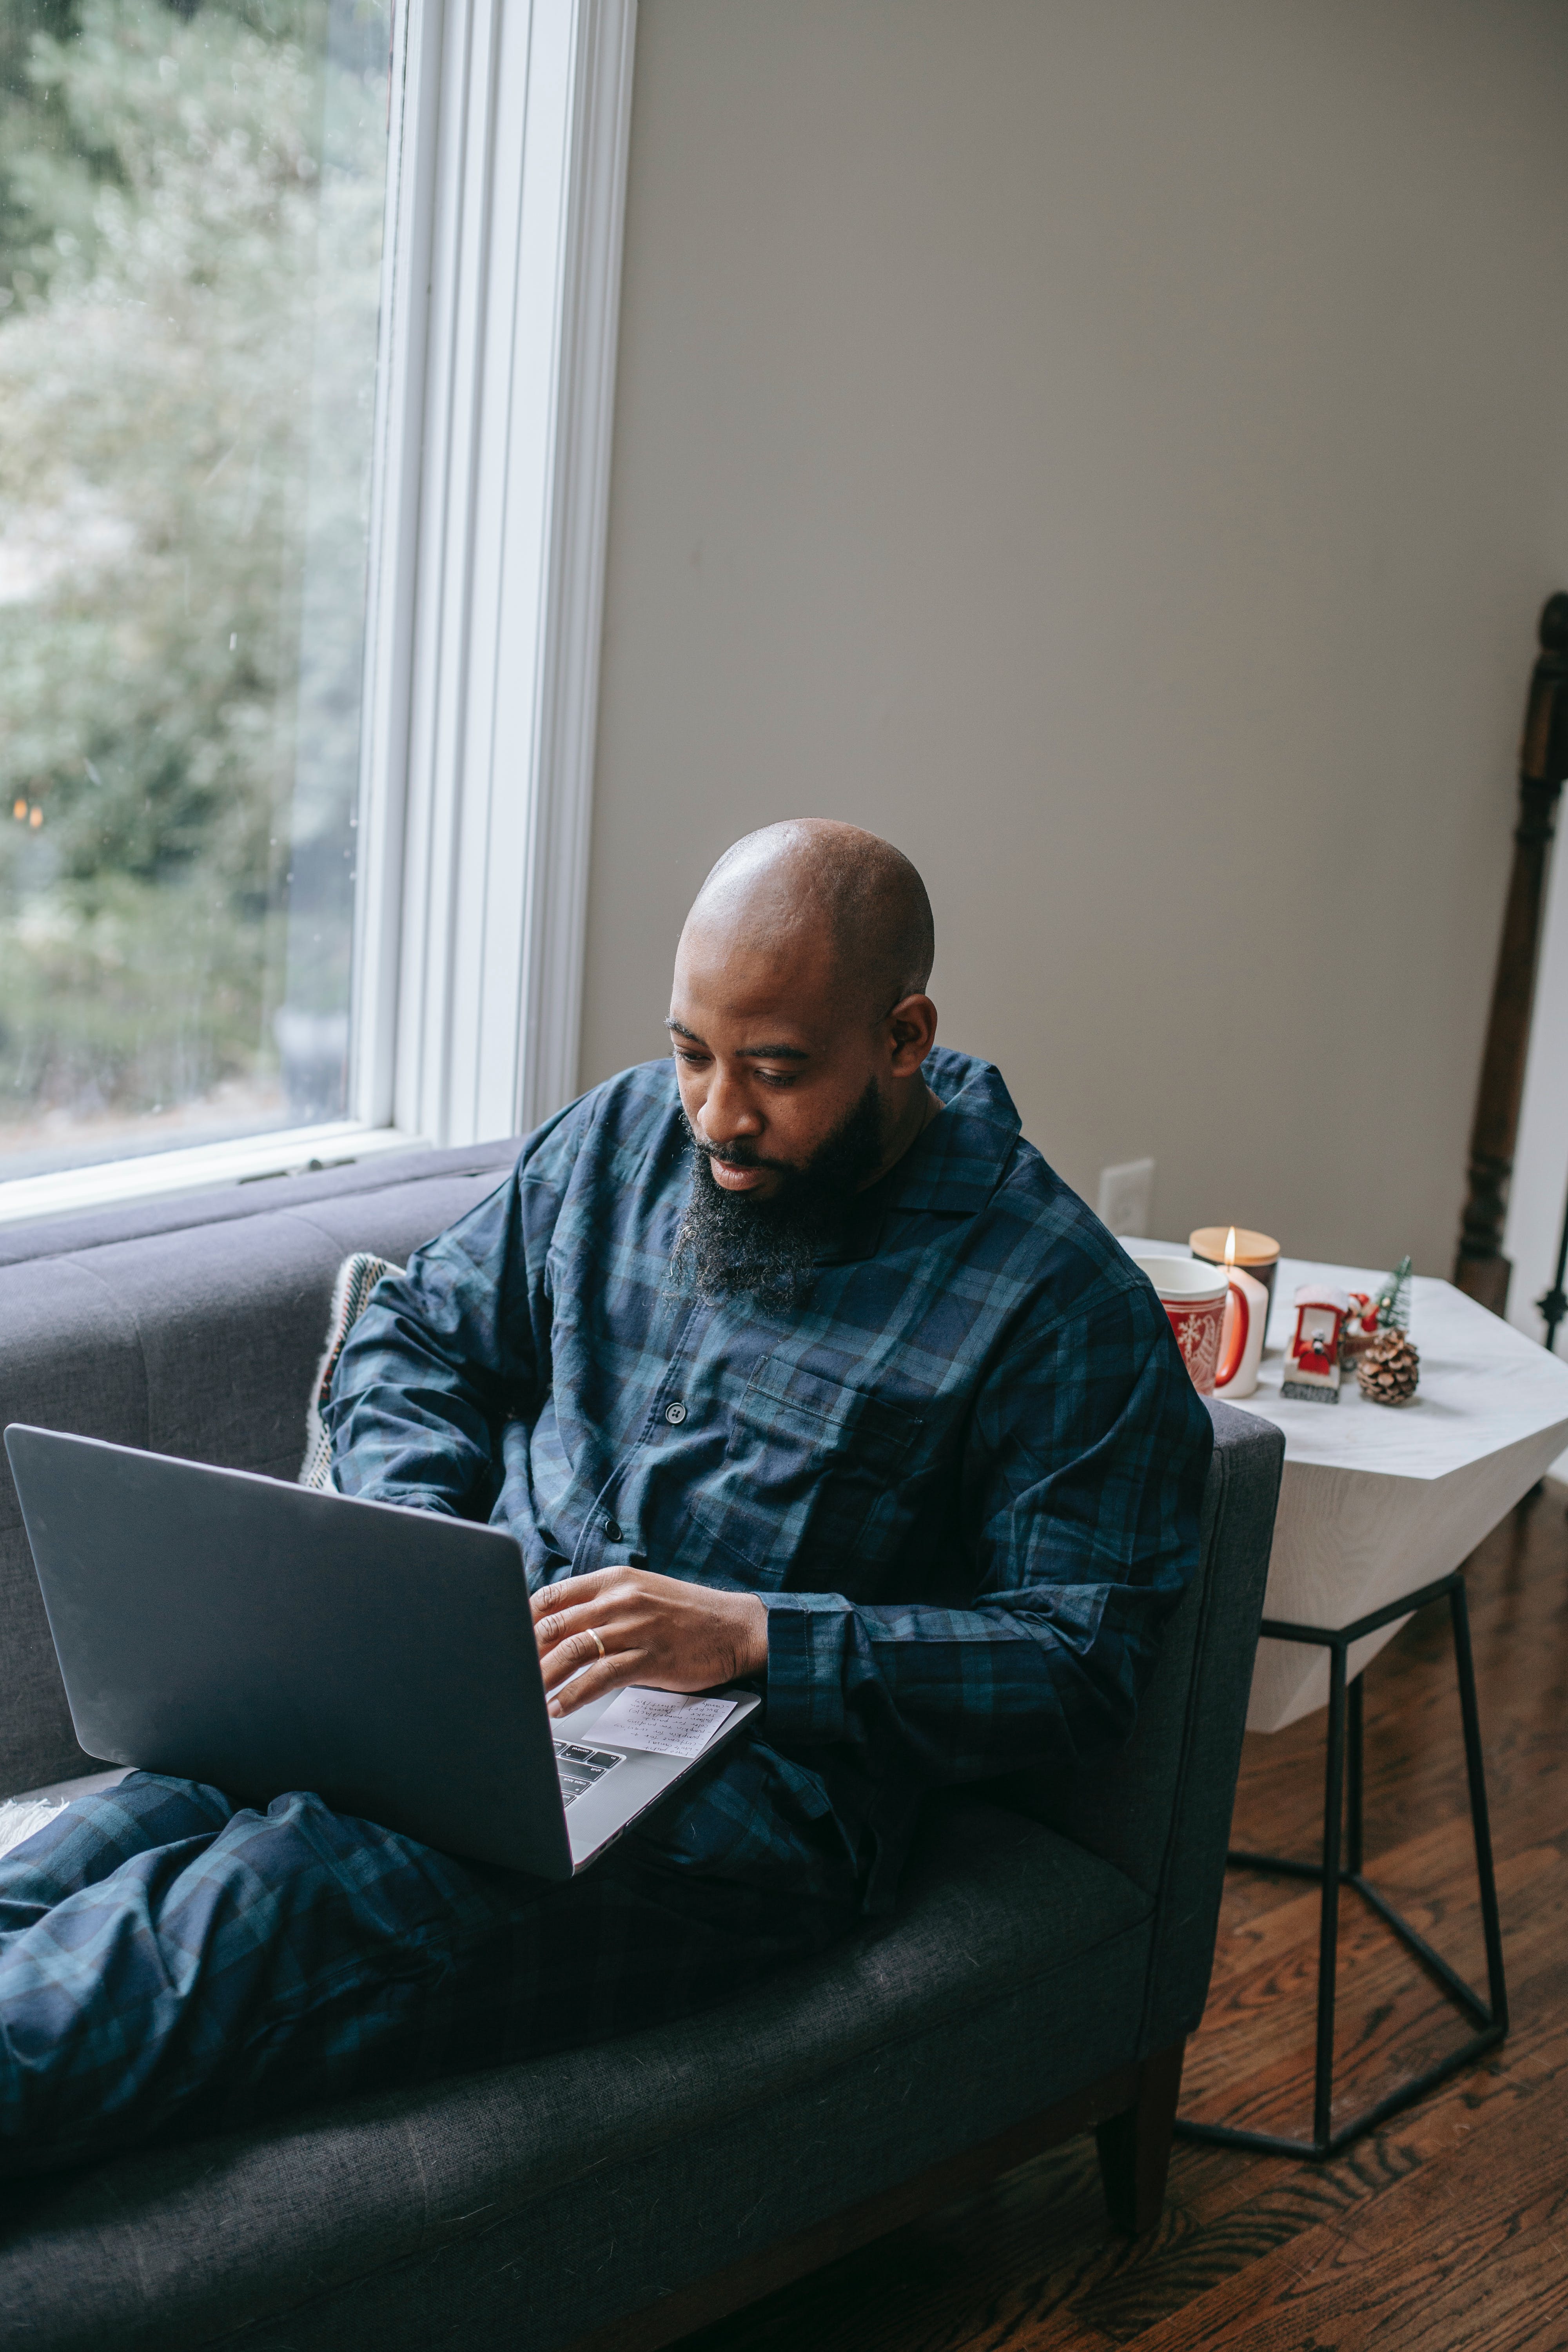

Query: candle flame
[1224,1226,1237,1270]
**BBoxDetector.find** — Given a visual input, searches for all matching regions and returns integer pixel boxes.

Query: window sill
[0,1123,426,1231]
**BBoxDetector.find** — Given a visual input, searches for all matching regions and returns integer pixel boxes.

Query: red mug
[1131,1255,1250,1396]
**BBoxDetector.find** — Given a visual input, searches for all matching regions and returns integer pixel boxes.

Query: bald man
[0,823,1211,2171]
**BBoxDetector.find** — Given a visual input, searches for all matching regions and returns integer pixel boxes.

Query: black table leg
[1450,1579,1508,2034]
[1176,1568,1508,2160]
[1312,1643,1348,2152]
[1346,1669,1365,1878]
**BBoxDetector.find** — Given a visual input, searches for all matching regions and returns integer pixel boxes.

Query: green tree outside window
[0,0,391,1177]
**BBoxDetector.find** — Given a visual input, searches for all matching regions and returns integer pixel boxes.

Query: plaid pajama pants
[0,1772,856,2177]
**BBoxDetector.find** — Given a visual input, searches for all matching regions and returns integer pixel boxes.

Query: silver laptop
[2,1425,759,1878]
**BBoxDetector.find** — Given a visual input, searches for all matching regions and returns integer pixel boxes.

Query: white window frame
[0,0,635,1226]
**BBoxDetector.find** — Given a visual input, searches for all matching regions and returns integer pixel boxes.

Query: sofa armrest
[1137,1401,1281,2049]
[986,1400,1282,2044]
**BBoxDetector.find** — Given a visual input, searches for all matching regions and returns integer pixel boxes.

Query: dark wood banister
[1453,594,1568,1314]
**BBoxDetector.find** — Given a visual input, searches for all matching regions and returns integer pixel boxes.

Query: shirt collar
[878,1047,1023,1216]
[817,1050,1022,1262]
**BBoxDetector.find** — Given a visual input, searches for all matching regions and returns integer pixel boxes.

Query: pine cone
[1357,1328,1419,1404]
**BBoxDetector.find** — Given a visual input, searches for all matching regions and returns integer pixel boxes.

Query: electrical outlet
[1096,1157,1155,1238]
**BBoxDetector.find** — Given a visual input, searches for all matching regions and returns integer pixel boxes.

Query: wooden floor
[675,1485,1568,2352]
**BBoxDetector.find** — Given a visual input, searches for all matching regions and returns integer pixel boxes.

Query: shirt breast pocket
[689,1355,922,1580]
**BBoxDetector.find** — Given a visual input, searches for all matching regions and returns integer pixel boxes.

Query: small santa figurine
[1282,1287,1349,1403]
[1339,1291,1383,1363]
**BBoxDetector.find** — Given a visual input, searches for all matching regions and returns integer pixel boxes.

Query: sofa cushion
[0,1795,1150,2352]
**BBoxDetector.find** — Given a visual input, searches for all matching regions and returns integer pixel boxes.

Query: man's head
[667,819,938,1303]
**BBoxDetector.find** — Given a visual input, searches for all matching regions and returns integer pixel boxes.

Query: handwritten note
[592,1688,740,1760]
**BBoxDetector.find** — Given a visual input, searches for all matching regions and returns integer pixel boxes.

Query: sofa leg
[1095,2040,1185,2235]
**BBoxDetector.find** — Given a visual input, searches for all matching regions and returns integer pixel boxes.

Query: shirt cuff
[760,1592,852,1744]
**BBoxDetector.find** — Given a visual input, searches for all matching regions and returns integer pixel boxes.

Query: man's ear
[885,994,938,1077]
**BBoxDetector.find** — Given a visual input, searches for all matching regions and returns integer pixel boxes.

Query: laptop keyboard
[554,1741,626,1808]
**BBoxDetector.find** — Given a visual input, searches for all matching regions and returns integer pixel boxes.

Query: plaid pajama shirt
[0,1047,1210,2171]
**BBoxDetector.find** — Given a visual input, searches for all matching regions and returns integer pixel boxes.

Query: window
[0,0,393,1182]
[0,0,634,1220]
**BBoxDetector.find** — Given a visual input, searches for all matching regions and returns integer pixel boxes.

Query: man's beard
[671,1079,886,1309]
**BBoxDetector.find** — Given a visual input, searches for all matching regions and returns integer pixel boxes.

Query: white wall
[579,0,1568,1273]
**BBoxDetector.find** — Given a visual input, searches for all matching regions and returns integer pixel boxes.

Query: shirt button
[603,1517,622,1542]
[664,1401,688,1425]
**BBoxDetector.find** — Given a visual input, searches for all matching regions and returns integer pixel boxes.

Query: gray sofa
[0,1148,1283,2352]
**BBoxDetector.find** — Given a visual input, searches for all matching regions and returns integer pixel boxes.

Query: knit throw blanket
[299,1251,405,1490]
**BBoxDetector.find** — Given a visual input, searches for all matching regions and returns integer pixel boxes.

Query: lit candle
[1215,1226,1269,1400]
[1189,1224,1280,1313]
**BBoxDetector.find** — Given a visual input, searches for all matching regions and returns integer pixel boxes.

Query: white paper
[592,1688,740,1760]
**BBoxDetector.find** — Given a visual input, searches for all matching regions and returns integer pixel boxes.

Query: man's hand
[532,1567,768,1717]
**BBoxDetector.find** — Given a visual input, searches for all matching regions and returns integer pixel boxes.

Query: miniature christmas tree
[1373,1255,1414,1332]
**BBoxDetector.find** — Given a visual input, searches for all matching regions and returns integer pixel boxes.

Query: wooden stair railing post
[1454,593,1568,1314]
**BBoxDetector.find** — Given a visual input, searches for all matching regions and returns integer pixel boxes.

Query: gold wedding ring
[588,1627,606,1660]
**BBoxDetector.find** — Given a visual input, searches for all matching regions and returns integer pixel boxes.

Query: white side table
[1129,1245,1568,2156]
[1235,1259,1568,1732]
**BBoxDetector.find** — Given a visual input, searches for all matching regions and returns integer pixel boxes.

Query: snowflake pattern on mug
[1167,1297,1225,1394]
